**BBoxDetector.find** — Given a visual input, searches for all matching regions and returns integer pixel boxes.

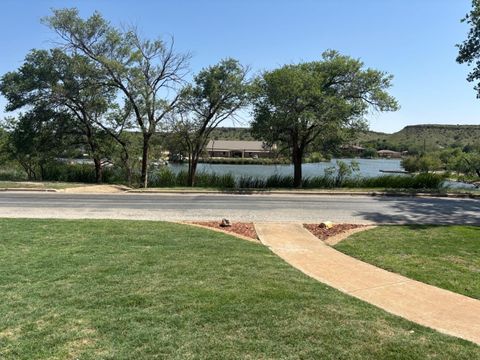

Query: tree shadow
[355,197,480,225]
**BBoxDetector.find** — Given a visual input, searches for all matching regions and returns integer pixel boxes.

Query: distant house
[377,149,402,158]
[206,140,275,158]
[340,145,365,155]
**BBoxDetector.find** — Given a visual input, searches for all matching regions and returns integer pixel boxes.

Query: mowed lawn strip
[0,219,478,359]
[334,225,480,299]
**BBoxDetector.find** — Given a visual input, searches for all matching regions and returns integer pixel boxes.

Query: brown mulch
[192,221,258,240]
[304,223,367,241]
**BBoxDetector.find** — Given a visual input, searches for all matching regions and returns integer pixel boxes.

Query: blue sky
[0,0,478,133]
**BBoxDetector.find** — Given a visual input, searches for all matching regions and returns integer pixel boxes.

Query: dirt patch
[304,223,375,245]
[0,326,21,340]
[62,185,130,193]
[191,221,258,240]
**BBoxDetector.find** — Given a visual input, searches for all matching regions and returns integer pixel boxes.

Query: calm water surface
[168,158,403,178]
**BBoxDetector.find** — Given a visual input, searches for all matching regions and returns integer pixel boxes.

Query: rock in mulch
[220,218,232,227]
[192,221,258,240]
[304,223,367,241]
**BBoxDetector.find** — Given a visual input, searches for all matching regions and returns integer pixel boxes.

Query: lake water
[168,158,404,179]
[167,159,476,189]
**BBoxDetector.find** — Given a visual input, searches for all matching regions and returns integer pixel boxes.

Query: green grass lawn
[335,225,480,300]
[0,220,478,359]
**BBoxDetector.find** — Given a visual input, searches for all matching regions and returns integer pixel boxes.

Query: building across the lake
[206,140,276,158]
[340,145,366,155]
[377,149,403,158]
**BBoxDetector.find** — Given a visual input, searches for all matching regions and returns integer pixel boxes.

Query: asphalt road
[0,192,478,224]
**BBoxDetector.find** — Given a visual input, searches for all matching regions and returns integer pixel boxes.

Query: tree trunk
[20,160,36,181]
[140,133,151,188]
[292,145,303,188]
[187,155,198,187]
[120,146,132,186]
[39,163,46,181]
[122,156,133,186]
[93,157,103,184]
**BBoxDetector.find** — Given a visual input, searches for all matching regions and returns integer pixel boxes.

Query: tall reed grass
[149,168,446,190]
[0,162,447,190]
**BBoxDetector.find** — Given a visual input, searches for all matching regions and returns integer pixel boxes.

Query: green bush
[304,152,327,163]
[0,168,27,181]
[42,163,96,183]
[151,167,177,187]
[401,154,443,172]
[41,163,123,184]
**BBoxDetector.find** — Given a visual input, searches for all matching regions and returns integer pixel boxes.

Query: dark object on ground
[220,218,232,227]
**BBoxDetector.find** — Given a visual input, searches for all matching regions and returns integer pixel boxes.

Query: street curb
[126,189,480,199]
[0,188,58,192]
[0,187,477,199]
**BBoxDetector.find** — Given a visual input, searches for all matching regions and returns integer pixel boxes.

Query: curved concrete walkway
[254,223,480,345]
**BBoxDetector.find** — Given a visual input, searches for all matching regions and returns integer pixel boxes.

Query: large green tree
[251,51,399,187]
[0,49,115,183]
[2,110,73,180]
[170,59,250,186]
[455,0,480,179]
[44,8,190,187]
[457,0,480,97]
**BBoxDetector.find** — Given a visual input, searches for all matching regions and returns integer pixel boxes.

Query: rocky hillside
[358,124,480,151]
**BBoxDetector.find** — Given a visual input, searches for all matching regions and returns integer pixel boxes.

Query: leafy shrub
[0,168,27,181]
[42,163,97,183]
[41,163,122,184]
[401,154,443,172]
[304,152,327,163]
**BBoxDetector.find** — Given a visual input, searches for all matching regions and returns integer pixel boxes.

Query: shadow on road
[356,197,480,225]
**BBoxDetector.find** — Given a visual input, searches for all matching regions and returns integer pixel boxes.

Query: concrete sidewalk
[255,223,480,345]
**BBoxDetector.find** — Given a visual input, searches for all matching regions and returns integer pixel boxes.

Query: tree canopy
[0,8,410,188]
[251,50,399,187]
[170,58,250,186]
[0,48,115,182]
[457,0,480,97]
[44,8,190,187]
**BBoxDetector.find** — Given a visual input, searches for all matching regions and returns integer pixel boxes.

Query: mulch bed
[304,223,367,241]
[192,221,258,240]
